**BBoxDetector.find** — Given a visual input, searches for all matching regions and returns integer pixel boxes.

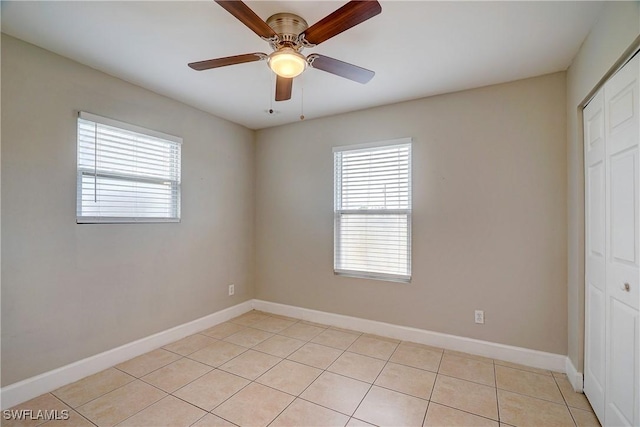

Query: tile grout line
[493,359,501,424]
[494,385,576,407]
[53,372,139,414]
[257,318,333,425]
[259,332,469,423]
[494,362,558,377]
[95,381,173,427]
[113,348,187,379]
[420,349,433,427]
[554,374,597,413]
[432,346,506,424]
[186,411,210,427]
[136,358,214,393]
[423,346,445,426]
[205,319,304,420]
[426,401,504,425]
[127,316,280,425]
[114,393,207,427]
[251,316,355,426]
[551,371,579,427]
[170,391,217,413]
[492,361,579,407]
[47,393,99,427]
[281,329,366,420]
[348,339,401,423]
[311,329,360,418]
[201,312,301,425]
[263,392,296,427]
[208,315,352,424]
[203,375,252,419]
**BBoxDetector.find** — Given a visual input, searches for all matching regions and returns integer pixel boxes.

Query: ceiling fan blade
[188,53,266,71]
[308,54,374,84]
[275,76,293,101]
[215,1,277,39]
[301,0,381,46]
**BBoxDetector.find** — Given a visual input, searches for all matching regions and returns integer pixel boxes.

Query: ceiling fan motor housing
[266,13,308,51]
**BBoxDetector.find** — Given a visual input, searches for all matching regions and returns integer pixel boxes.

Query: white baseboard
[0,300,254,410]
[252,299,568,373]
[2,298,576,410]
[565,356,584,392]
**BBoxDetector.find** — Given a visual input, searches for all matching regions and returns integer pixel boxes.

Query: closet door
[604,54,639,427]
[583,88,606,422]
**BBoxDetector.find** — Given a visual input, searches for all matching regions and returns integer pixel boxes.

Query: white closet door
[584,88,606,423]
[604,54,640,427]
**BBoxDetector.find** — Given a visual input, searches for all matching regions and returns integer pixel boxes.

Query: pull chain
[300,74,305,121]
[269,72,274,115]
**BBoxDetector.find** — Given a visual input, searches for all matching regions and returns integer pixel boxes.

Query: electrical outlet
[228,284,235,296]
[475,310,484,324]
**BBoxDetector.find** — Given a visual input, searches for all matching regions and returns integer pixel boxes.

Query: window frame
[333,137,413,283]
[76,111,182,224]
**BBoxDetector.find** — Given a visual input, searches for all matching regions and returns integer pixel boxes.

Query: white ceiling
[2,1,603,130]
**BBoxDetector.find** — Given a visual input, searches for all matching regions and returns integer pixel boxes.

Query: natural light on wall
[76,112,182,223]
[333,138,412,282]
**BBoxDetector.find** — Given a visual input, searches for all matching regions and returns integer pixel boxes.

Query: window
[333,138,412,282]
[76,112,182,223]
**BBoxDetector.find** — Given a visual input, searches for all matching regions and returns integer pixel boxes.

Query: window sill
[334,270,411,283]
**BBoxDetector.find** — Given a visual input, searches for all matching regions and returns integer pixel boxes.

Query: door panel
[584,88,606,423]
[587,283,606,385]
[588,162,605,258]
[604,54,640,427]
[607,301,639,426]
[610,148,638,267]
[609,85,634,131]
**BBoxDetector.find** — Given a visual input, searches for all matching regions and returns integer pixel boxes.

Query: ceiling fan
[188,0,382,101]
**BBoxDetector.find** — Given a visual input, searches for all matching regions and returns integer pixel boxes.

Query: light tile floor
[4,311,600,427]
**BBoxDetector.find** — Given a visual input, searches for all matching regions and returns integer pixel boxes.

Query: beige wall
[566,2,640,373]
[255,73,568,355]
[1,35,255,386]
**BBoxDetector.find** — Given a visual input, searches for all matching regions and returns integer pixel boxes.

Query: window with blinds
[333,138,412,282]
[76,112,182,223]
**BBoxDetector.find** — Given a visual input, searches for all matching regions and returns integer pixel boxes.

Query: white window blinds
[334,138,412,282]
[76,112,182,223]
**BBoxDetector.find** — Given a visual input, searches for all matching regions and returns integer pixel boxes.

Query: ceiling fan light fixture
[268,48,307,78]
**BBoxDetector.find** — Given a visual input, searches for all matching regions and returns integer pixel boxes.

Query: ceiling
[2,1,603,130]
